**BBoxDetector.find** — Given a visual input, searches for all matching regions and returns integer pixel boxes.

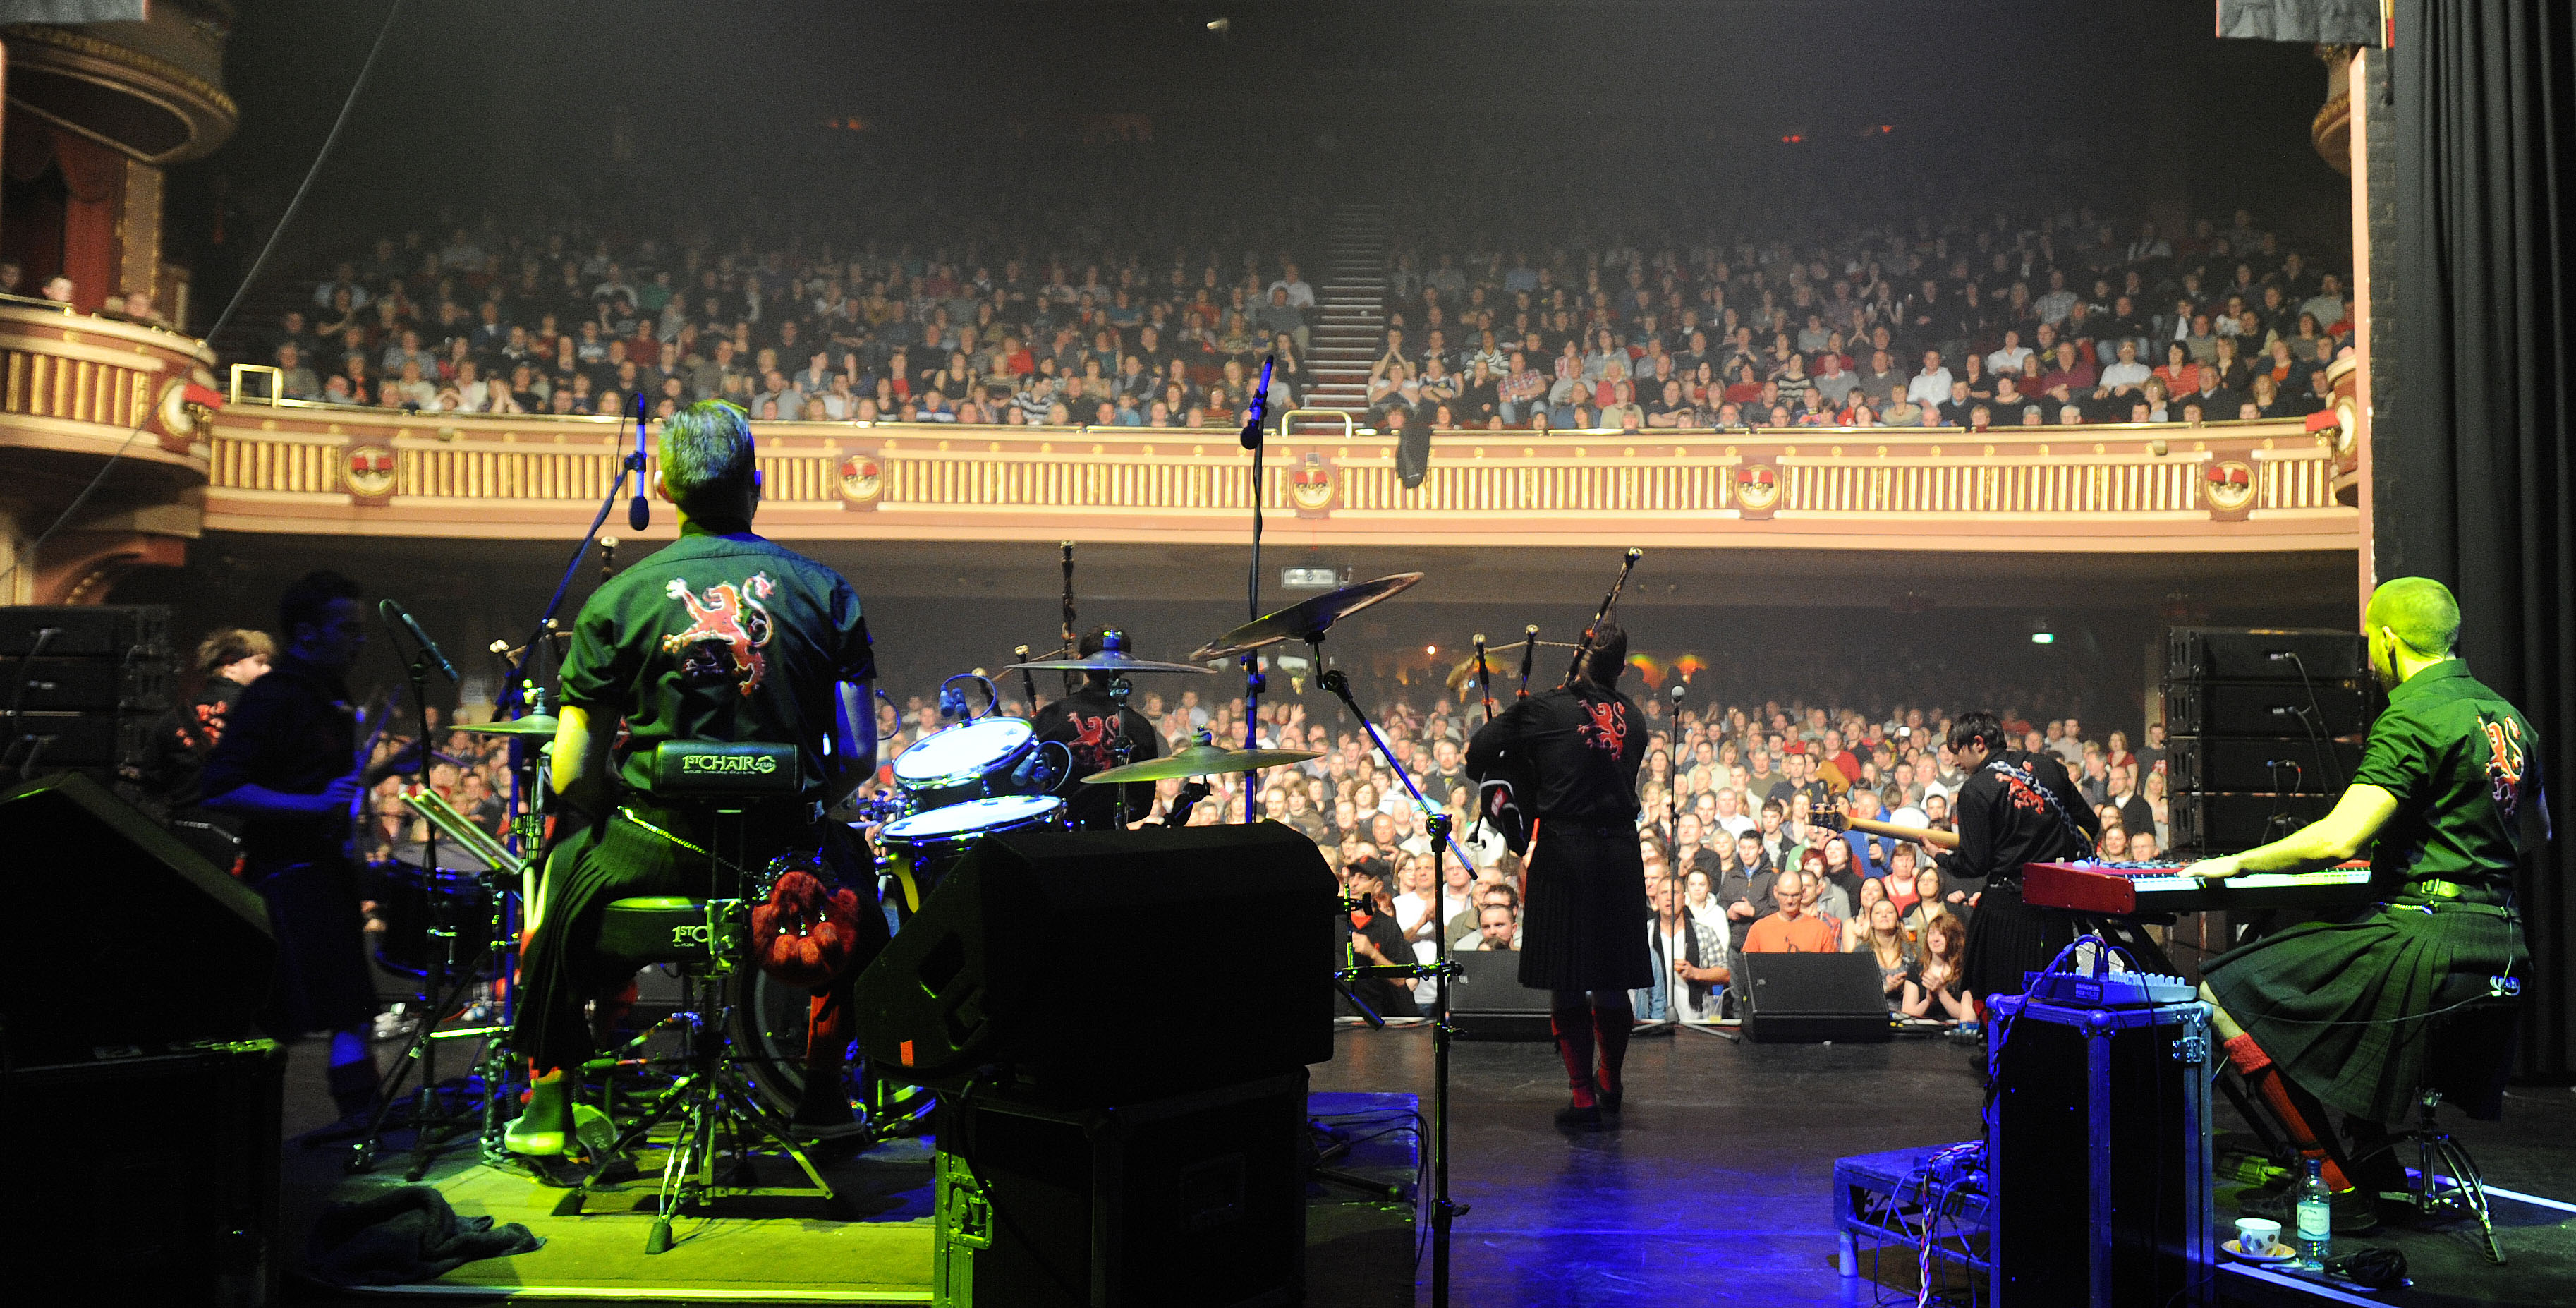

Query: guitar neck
[1840,816,1960,850]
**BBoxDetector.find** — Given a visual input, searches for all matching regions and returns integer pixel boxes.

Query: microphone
[1239,354,1276,450]
[1670,682,1688,706]
[382,599,458,683]
[626,391,650,531]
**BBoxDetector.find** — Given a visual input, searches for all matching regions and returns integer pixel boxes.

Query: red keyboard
[2023,860,2374,916]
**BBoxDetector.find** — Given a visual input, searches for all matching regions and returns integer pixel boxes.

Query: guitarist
[202,570,418,1120]
[1818,709,2095,1015]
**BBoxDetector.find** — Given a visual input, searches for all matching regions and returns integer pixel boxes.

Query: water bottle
[2293,1158,2333,1269]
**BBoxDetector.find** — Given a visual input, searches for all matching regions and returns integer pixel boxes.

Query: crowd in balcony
[1366,205,2354,435]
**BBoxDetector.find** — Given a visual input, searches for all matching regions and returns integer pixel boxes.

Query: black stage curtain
[2386,1,2576,1082]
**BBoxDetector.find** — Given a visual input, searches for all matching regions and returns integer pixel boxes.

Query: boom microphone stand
[1318,664,1463,1308]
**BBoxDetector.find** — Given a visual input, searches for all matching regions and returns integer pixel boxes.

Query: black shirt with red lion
[1033,683,1163,829]
[1466,683,1646,824]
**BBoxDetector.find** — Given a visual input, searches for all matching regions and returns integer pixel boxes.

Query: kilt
[516,805,879,1073]
[1958,880,2073,1007]
[2204,901,2525,1124]
[1518,821,1652,993]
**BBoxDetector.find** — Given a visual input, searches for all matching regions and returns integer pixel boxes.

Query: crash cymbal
[1005,650,1217,674]
[1083,741,1323,785]
[1191,572,1424,662]
[456,714,561,737]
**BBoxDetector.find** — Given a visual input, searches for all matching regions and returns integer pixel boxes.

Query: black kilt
[1959,880,2072,1007]
[1518,822,1652,993]
[516,806,880,1074]
[2205,901,2525,1124]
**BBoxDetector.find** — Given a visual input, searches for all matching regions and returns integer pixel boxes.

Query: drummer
[1032,626,1167,829]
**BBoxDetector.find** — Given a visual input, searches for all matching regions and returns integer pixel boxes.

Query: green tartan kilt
[2204,901,2525,1124]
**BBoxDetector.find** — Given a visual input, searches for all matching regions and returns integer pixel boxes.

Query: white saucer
[2223,1237,2297,1264]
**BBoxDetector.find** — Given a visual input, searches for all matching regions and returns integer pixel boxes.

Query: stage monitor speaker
[2165,791,2340,856]
[1740,952,1891,1043]
[2162,734,2362,794]
[1,1039,284,1305]
[852,821,1337,1101]
[932,1071,1307,1308]
[2161,678,2373,739]
[2165,626,2364,683]
[0,771,275,1062]
[1447,949,1553,1041]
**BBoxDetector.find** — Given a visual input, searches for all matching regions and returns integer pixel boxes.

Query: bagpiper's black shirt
[1032,682,1164,829]
[1465,684,1646,823]
[559,524,874,808]
[2352,660,2541,904]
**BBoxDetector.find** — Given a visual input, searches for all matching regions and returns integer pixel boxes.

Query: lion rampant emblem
[663,573,778,694]
[1577,699,1627,754]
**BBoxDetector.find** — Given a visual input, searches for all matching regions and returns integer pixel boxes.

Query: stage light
[1206,17,1229,32]
[2030,631,2055,646]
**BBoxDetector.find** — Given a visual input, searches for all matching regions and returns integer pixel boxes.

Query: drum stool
[552,743,842,1253]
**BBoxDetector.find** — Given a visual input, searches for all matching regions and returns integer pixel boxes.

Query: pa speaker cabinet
[1740,952,1891,1043]
[1988,995,2213,1307]
[2161,679,2374,739]
[2163,734,2362,794]
[0,771,274,1062]
[2165,790,2340,856]
[2,1039,285,1306]
[932,1070,1307,1308]
[853,822,1337,1101]
[0,603,171,658]
[1447,949,1553,1041]
[2165,626,2363,682]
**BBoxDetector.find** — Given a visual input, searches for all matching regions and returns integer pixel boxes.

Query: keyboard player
[2185,578,2543,1230]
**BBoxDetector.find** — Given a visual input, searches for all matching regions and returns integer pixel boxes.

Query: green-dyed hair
[2366,576,2460,657]
[657,400,758,520]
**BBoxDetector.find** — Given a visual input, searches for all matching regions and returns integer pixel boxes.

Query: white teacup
[2234,1216,2283,1254]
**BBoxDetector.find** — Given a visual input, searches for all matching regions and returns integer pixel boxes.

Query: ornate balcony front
[200,390,2358,557]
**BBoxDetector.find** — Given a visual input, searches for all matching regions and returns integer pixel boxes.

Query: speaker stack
[2160,627,2372,856]
[852,821,1339,1307]
[0,605,176,785]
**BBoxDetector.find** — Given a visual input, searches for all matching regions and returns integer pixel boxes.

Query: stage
[275,1023,2576,1306]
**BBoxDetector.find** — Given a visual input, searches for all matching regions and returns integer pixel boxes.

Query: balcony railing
[0,297,220,468]
[200,381,2359,553]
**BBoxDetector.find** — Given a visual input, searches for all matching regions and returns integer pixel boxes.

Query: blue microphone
[1239,354,1276,449]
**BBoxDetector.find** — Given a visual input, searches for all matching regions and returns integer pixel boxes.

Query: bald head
[2366,576,2460,658]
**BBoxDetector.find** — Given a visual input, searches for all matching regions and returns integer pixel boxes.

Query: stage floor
[277,1023,2576,1306]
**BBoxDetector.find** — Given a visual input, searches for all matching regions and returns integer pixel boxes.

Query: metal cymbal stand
[1318,661,1465,1308]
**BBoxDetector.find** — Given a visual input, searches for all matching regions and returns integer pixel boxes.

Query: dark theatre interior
[1,1,2572,1304]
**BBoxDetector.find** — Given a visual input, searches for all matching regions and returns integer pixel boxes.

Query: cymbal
[1083,741,1323,784]
[1004,650,1217,674]
[455,714,561,737]
[1190,572,1424,662]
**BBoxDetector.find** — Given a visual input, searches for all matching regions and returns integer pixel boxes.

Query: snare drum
[891,717,1044,811]
[875,794,1065,912]
[370,844,501,979]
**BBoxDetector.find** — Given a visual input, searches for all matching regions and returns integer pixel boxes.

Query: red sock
[806,986,853,1074]
[1593,1001,1633,1095]
[1550,1004,1597,1108]
[2224,1033,2352,1192]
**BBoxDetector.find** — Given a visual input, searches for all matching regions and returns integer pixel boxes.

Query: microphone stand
[1319,663,1462,1308]
[502,393,649,717]
[1237,357,1275,818]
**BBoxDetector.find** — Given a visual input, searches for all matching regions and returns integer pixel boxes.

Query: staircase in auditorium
[1296,203,1386,431]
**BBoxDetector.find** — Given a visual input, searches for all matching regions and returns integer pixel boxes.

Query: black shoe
[1597,1085,1623,1117]
[789,1076,866,1142]
[1553,1100,1603,1132]
[2236,1180,2382,1235]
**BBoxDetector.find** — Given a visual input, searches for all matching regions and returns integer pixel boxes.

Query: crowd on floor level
[343,658,2161,1026]
[239,178,2348,437]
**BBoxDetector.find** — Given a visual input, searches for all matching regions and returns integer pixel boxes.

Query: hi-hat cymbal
[1083,741,1323,784]
[1191,572,1424,662]
[455,714,561,737]
[1005,650,1217,674]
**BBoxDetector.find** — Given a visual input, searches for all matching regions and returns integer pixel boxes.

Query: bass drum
[729,965,863,1125]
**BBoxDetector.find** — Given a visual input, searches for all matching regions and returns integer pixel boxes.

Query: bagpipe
[1466,548,1640,856]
